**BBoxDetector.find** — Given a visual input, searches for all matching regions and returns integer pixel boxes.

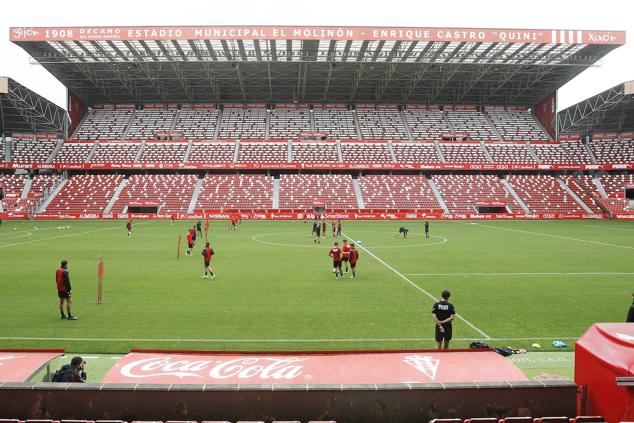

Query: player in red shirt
[349,243,359,278]
[126,219,132,237]
[201,242,215,279]
[55,260,77,320]
[337,220,342,236]
[204,220,210,238]
[186,230,194,256]
[341,239,351,273]
[321,220,327,239]
[328,242,343,279]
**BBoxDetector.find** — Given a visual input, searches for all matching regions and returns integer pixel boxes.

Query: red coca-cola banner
[103,350,527,385]
[592,132,620,140]
[0,350,64,382]
[1,161,632,171]
[559,134,582,141]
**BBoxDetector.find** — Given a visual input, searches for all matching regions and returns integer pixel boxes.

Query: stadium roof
[10,25,626,106]
[0,76,68,136]
[557,80,634,135]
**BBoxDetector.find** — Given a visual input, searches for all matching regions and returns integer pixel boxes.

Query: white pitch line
[0,336,578,342]
[342,230,492,340]
[472,223,634,251]
[0,222,149,249]
[585,224,634,232]
[404,272,634,276]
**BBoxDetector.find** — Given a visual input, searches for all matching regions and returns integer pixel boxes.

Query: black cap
[71,356,84,366]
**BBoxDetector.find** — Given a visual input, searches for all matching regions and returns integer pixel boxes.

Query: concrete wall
[0,380,577,422]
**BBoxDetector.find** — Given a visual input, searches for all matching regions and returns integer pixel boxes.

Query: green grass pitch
[0,219,632,354]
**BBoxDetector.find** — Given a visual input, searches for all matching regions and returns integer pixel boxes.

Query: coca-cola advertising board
[103,350,527,385]
[0,350,64,382]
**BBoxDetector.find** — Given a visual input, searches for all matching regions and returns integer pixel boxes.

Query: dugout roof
[10,25,626,107]
[0,76,67,136]
[557,80,634,135]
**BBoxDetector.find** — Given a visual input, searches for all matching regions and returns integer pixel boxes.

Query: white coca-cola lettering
[119,356,307,380]
[208,357,306,380]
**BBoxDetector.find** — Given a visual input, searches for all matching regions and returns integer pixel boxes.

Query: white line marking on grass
[472,223,634,251]
[342,230,492,340]
[252,231,447,249]
[404,272,634,276]
[0,336,578,342]
[0,222,149,248]
[585,224,634,232]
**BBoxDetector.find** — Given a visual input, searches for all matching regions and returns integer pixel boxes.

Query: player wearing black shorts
[313,222,321,244]
[398,226,409,238]
[328,242,343,278]
[349,243,359,278]
[424,221,430,238]
[432,290,455,350]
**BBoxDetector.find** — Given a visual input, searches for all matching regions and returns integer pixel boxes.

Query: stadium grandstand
[1,24,633,423]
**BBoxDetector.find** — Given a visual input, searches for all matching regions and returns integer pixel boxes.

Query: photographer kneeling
[52,356,87,383]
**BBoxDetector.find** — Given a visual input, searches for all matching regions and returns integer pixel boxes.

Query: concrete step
[272,177,280,209]
[556,176,593,214]
[352,178,365,209]
[427,176,449,213]
[104,178,129,214]
[36,176,68,213]
[188,176,204,213]
[500,177,530,213]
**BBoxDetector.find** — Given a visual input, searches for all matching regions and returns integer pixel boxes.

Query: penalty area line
[341,230,492,340]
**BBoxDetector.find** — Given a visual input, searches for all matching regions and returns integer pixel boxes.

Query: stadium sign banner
[27,211,608,221]
[103,350,527,385]
[10,26,626,45]
[4,161,632,171]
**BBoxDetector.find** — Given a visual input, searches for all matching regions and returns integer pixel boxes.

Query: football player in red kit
[341,239,351,273]
[201,242,215,279]
[328,242,343,279]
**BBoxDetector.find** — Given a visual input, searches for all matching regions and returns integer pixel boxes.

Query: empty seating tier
[11,140,57,163]
[112,174,197,213]
[73,110,133,140]
[53,143,93,163]
[506,175,585,213]
[439,143,489,163]
[45,174,124,213]
[172,109,219,139]
[486,110,550,141]
[278,174,358,209]
[196,174,273,209]
[359,175,441,209]
[445,110,499,141]
[188,143,236,162]
[356,109,409,140]
[218,108,267,139]
[559,175,603,213]
[90,143,140,163]
[433,174,521,213]
[313,109,358,139]
[487,143,537,164]
[559,141,593,163]
[291,142,339,162]
[590,137,634,164]
[238,142,287,162]
[269,108,311,139]
[126,110,177,140]
[597,174,634,213]
[138,143,187,163]
[531,144,582,164]
[341,142,392,163]
[392,143,441,163]
[403,109,451,140]
[0,174,27,212]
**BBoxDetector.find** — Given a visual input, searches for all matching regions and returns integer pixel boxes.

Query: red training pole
[97,257,104,304]
[177,234,182,259]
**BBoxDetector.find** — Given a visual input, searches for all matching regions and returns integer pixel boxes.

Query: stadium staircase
[133,141,146,162]
[3,139,10,161]
[272,177,280,209]
[500,178,530,213]
[399,109,414,141]
[484,112,504,141]
[352,178,365,208]
[183,140,193,162]
[556,176,594,213]
[232,141,240,162]
[480,141,494,163]
[335,140,343,162]
[352,110,363,139]
[188,176,204,213]
[36,175,68,213]
[104,178,129,214]
[427,176,450,213]
[47,140,64,163]
[583,141,598,164]
[592,175,609,198]
[121,110,137,140]
[434,141,446,162]
[526,142,542,163]
[85,142,99,162]
[20,177,33,200]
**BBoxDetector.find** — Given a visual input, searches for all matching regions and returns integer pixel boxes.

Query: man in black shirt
[627,292,634,323]
[424,221,430,238]
[432,290,455,350]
